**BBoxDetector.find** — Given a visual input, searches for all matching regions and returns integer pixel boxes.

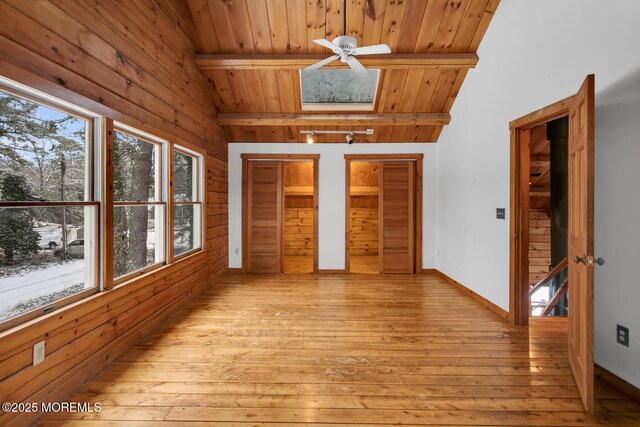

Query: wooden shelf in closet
[350,186,379,196]
[285,186,314,196]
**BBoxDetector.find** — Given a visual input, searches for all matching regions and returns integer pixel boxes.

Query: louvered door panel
[247,161,282,273]
[380,161,415,273]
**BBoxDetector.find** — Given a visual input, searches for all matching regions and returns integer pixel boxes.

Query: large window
[173,148,202,258]
[0,78,206,330]
[112,128,165,282]
[0,84,98,327]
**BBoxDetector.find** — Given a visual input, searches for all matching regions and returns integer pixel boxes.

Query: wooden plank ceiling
[187,0,500,143]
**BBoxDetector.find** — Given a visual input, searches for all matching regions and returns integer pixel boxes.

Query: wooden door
[246,161,283,273]
[567,75,595,413]
[379,161,415,273]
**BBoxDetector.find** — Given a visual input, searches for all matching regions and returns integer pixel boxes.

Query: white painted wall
[228,143,437,270]
[436,0,640,387]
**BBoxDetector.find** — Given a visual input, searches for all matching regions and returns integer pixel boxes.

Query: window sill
[112,248,206,289]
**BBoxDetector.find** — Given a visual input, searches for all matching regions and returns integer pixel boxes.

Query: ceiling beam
[196,53,478,70]
[215,113,451,127]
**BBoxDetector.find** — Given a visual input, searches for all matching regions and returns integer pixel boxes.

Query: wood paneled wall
[529,125,551,284]
[284,207,314,256]
[349,162,379,257]
[529,209,551,284]
[350,207,379,256]
[283,162,314,257]
[0,1,228,424]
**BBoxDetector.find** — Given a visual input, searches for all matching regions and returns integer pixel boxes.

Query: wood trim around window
[167,144,175,264]
[103,118,115,290]
[171,147,205,263]
[112,261,166,287]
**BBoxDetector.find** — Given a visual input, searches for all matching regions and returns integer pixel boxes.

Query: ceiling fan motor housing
[332,35,358,53]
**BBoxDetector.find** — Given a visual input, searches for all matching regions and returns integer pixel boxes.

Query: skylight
[300,69,380,111]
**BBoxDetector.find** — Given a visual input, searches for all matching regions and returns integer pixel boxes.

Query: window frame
[0,76,208,332]
[170,145,204,262]
[111,124,167,286]
[0,81,100,331]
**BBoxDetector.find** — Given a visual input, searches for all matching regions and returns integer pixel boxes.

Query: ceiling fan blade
[313,39,341,54]
[352,44,392,56]
[304,55,339,72]
[346,56,369,78]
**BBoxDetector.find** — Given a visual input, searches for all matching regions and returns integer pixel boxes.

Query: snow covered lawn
[0,259,88,321]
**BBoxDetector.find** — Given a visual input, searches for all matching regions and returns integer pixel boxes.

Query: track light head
[346,133,354,144]
[306,133,314,144]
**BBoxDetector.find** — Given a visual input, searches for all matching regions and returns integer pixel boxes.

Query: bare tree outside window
[173,149,201,257]
[0,88,97,325]
[112,130,164,279]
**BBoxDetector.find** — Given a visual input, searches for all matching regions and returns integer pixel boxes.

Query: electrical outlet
[617,324,630,347]
[235,247,239,255]
[496,208,506,220]
[33,340,45,366]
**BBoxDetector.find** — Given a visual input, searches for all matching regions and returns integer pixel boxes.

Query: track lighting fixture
[300,129,373,144]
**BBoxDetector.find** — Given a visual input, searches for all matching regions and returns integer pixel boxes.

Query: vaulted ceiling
[185,0,500,143]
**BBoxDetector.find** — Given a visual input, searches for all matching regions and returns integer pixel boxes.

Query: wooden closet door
[246,161,283,273]
[379,161,415,273]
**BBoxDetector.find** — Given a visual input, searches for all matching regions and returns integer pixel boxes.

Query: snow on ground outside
[0,259,87,320]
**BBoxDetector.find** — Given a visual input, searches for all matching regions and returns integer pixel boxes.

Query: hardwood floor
[36,273,640,425]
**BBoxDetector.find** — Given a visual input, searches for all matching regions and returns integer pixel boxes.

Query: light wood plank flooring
[37,273,640,425]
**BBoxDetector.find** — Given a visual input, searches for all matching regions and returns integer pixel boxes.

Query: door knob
[573,255,587,264]
[595,257,605,266]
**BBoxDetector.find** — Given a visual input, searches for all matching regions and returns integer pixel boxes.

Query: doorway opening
[242,154,319,274]
[528,117,569,317]
[509,75,595,412]
[348,161,380,274]
[344,154,423,274]
[283,161,315,273]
